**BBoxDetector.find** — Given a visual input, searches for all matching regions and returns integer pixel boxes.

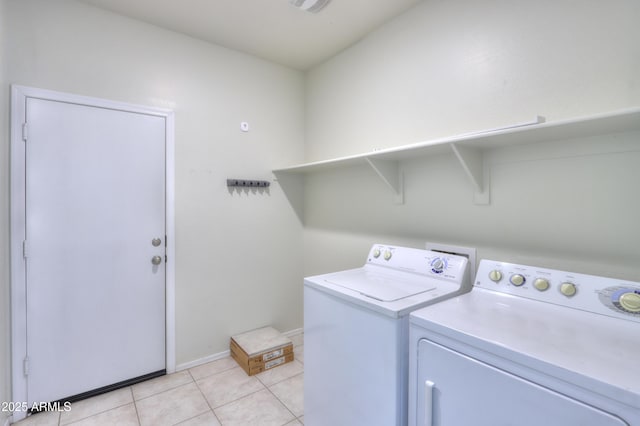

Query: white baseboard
[175,327,303,372]
[175,350,230,372]
[282,327,303,337]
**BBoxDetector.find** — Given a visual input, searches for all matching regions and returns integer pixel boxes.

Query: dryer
[408,259,640,426]
[304,244,470,426]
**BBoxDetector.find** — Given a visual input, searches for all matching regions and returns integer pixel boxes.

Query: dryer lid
[323,268,436,302]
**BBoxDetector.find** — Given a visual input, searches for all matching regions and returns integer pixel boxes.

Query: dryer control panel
[367,244,468,284]
[476,259,640,322]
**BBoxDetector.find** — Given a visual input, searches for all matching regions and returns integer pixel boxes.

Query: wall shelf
[273,107,640,205]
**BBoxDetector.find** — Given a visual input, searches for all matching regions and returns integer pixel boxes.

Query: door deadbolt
[151,256,162,265]
[152,238,162,247]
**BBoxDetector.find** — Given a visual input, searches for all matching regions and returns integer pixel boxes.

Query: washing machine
[304,244,470,426]
[408,259,640,426]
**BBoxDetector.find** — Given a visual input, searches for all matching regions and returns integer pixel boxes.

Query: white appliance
[289,0,331,13]
[304,244,470,426]
[409,259,640,426]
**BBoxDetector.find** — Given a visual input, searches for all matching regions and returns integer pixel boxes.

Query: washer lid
[323,268,436,302]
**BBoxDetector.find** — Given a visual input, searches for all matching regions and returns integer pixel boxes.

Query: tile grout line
[206,385,295,426]
[137,379,209,426]
[59,390,134,426]
[189,355,299,387]
[39,358,302,426]
[133,378,195,403]
[130,387,142,426]
[255,360,304,388]
[265,385,298,426]
[253,354,304,423]
[188,368,223,425]
[204,385,268,417]
[191,364,268,410]
[188,362,237,382]
[265,372,304,424]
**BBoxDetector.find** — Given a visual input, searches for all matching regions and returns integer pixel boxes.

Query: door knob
[151,256,162,265]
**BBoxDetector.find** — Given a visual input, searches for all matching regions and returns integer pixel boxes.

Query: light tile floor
[13,335,304,426]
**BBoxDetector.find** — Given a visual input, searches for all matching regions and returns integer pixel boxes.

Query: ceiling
[78,0,424,70]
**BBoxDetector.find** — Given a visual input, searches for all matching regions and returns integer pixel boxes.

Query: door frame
[10,85,176,420]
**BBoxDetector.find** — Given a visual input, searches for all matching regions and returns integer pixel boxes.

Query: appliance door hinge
[23,357,29,377]
[22,122,28,142]
[23,240,29,259]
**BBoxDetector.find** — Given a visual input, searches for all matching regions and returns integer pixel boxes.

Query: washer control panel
[476,260,640,322]
[367,244,468,284]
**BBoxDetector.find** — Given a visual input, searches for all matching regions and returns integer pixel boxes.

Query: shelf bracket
[450,143,490,205]
[365,157,404,204]
[272,171,304,223]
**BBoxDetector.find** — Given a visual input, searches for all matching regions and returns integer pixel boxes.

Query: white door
[24,96,166,404]
[415,339,628,426]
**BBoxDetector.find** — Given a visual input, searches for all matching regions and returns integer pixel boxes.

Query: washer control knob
[510,274,525,286]
[489,270,502,282]
[560,282,577,297]
[533,278,550,291]
[384,250,392,261]
[431,258,446,274]
[619,292,640,313]
[373,248,381,258]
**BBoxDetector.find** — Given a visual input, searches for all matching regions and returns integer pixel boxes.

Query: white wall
[303,0,640,280]
[306,0,640,161]
[2,0,304,393]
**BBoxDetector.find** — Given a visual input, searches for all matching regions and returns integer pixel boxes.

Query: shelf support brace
[450,143,490,205]
[272,171,304,223]
[365,157,404,204]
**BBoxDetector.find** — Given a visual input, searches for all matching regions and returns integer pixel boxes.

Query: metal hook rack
[226,179,271,188]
